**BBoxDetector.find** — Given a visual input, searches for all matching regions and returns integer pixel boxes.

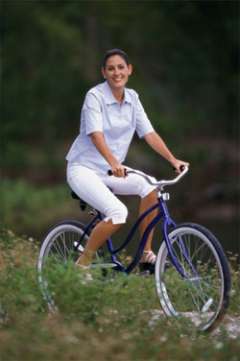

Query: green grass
[0,229,240,360]
[0,179,78,237]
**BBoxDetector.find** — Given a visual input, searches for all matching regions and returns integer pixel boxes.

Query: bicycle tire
[37,220,93,311]
[155,223,231,331]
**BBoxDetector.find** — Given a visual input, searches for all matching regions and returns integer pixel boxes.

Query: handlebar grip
[172,165,186,173]
[107,169,127,176]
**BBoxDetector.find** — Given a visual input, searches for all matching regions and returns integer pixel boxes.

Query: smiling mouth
[112,78,124,83]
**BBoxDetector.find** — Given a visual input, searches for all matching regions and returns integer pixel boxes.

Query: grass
[0,179,75,237]
[0,229,240,361]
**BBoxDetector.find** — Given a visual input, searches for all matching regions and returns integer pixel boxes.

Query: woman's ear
[128,64,133,76]
[101,67,106,79]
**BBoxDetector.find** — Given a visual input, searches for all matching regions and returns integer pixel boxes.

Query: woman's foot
[139,250,156,274]
[75,249,95,282]
[75,261,93,282]
[76,249,95,267]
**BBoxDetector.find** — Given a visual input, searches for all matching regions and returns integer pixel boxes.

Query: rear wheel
[38,221,98,311]
[155,223,231,331]
[37,220,119,311]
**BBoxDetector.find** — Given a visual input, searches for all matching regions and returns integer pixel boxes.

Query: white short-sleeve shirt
[66,81,154,173]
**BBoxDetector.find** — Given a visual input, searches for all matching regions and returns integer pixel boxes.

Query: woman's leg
[76,220,121,266]
[67,163,128,266]
[138,190,158,254]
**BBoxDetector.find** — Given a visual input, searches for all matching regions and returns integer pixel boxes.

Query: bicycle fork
[161,199,199,280]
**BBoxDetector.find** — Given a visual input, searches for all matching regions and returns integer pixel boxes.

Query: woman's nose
[113,68,120,75]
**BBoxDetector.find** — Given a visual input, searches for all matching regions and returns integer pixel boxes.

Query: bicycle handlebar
[108,166,189,189]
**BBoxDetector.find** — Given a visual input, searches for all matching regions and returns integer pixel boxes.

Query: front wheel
[155,223,231,331]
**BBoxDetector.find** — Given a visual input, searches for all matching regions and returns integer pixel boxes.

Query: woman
[66,49,189,271]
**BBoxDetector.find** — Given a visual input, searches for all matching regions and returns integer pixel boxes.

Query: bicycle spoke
[60,233,68,260]
[52,237,65,259]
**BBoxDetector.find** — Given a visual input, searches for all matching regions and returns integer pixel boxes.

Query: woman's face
[102,55,132,91]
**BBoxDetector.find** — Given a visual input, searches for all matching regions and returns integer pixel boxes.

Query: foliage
[0,229,240,360]
[1,0,239,171]
[0,179,74,237]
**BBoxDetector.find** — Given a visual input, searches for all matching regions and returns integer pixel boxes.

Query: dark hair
[102,49,129,68]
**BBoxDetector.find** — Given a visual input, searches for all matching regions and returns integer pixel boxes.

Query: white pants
[67,163,157,225]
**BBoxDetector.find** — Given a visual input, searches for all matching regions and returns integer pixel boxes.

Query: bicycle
[37,166,231,331]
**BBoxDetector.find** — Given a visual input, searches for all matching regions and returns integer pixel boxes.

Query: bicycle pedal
[91,262,116,269]
[138,270,151,277]
[139,262,155,275]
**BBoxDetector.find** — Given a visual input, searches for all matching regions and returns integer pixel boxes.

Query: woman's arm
[144,131,189,173]
[90,132,126,177]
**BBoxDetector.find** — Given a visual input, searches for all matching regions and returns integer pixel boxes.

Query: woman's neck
[111,87,124,103]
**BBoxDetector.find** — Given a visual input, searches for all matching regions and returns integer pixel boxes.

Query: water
[203,220,239,256]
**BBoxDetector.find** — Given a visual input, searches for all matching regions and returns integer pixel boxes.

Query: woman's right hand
[110,162,126,177]
[90,132,127,178]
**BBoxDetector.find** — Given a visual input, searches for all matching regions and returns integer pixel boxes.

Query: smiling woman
[65,48,189,270]
[101,49,132,99]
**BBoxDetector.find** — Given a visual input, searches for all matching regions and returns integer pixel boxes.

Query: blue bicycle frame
[77,195,195,278]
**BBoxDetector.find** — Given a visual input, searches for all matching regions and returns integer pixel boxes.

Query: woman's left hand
[171,159,190,174]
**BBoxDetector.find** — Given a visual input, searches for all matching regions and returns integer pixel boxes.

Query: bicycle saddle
[70,191,87,211]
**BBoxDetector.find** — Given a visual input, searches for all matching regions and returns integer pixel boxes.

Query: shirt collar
[103,81,132,105]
